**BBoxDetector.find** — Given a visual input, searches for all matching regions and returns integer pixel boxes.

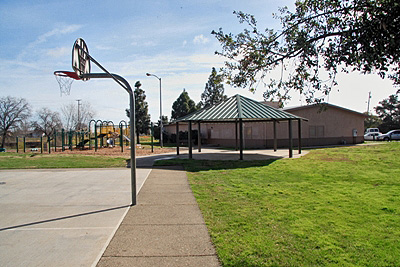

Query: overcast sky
[0,0,397,125]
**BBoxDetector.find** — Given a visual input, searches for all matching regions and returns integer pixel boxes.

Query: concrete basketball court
[0,168,151,267]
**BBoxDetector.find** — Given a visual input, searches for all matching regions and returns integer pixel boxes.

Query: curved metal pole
[107,121,115,131]
[101,121,108,148]
[88,119,96,150]
[81,73,136,206]
[95,120,103,152]
[107,121,115,147]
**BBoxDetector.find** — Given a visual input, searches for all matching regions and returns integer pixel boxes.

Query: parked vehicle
[377,130,400,141]
[364,132,381,141]
[365,128,380,134]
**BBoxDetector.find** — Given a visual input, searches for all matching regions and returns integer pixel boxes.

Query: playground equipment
[10,122,136,154]
[88,119,131,152]
[9,117,157,154]
[11,129,90,153]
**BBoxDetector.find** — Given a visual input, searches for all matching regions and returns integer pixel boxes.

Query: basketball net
[54,71,80,96]
[55,75,73,96]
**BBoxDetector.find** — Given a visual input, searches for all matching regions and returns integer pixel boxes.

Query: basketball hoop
[54,71,81,96]
[72,38,91,81]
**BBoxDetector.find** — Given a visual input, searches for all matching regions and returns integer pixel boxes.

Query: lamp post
[146,73,163,148]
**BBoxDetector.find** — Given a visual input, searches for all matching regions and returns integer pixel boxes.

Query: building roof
[284,103,367,117]
[175,94,306,122]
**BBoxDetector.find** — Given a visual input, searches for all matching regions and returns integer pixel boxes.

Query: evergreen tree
[201,67,227,108]
[126,81,150,144]
[153,115,168,141]
[171,89,198,120]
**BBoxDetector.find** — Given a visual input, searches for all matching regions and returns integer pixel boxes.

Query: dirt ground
[10,146,176,158]
[58,145,176,157]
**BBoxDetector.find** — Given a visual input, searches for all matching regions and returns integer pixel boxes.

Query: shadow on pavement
[130,152,283,170]
[0,205,130,232]
[152,157,279,172]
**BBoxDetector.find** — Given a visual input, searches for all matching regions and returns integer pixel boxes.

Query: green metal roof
[175,94,305,122]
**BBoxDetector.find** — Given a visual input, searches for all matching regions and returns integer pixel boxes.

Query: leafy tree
[126,81,150,144]
[32,108,63,137]
[0,96,31,148]
[171,89,199,120]
[364,112,382,130]
[213,0,400,103]
[375,93,400,132]
[201,67,227,108]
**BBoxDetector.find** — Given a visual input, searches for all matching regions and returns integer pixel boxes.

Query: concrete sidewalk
[97,166,220,267]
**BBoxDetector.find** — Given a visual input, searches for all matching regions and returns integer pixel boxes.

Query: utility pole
[76,99,82,130]
[366,92,371,115]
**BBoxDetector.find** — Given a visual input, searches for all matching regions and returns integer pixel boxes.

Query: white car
[377,130,400,141]
[364,132,381,141]
[365,128,380,134]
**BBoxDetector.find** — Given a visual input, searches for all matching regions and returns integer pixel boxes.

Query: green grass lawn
[156,143,400,266]
[0,153,127,169]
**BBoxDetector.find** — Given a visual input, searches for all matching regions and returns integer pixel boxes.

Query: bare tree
[61,101,96,130]
[14,118,33,137]
[0,96,31,148]
[61,102,75,130]
[32,108,63,137]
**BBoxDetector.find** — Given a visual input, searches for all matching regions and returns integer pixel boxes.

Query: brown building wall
[164,104,366,148]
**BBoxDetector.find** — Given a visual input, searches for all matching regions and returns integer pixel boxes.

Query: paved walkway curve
[97,166,221,267]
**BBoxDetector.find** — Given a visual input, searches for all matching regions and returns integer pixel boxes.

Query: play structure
[88,119,131,152]
[8,119,134,154]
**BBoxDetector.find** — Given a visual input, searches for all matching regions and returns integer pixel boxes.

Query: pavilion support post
[235,120,238,151]
[273,120,277,152]
[188,121,192,159]
[198,122,201,152]
[298,119,302,154]
[239,119,244,160]
[176,122,180,155]
[288,119,293,158]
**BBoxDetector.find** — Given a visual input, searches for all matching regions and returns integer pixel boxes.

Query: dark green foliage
[201,67,227,108]
[171,89,199,120]
[213,0,400,103]
[153,115,168,140]
[126,81,150,144]
[375,93,400,132]
[364,112,382,130]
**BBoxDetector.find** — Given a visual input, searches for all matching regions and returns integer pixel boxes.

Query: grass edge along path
[0,153,127,169]
[155,143,400,266]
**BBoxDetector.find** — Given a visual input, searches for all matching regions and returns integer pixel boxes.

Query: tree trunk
[1,132,7,148]
[136,130,140,144]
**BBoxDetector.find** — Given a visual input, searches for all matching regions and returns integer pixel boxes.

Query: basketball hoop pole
[81,72,137,207]
[69,39,137,206]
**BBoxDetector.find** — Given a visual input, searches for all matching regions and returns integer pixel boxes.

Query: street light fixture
[146,73,163,148]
